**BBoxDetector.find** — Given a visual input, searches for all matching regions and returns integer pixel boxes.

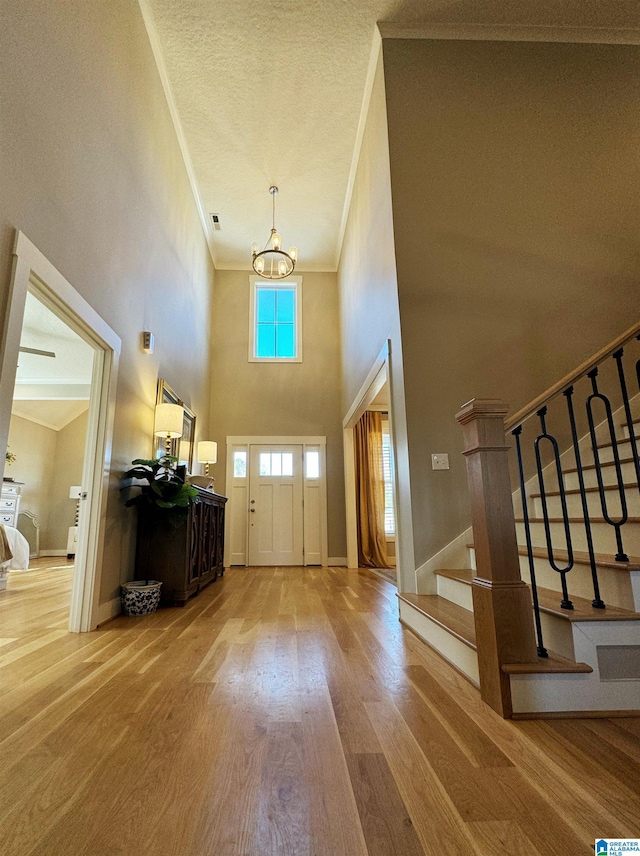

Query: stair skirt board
[398,599,479,687]
[509,620,640,715]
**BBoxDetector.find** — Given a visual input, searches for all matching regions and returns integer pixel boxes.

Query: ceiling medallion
[251,186,297,279]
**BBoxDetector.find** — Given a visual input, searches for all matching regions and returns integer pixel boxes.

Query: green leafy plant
[5,449,16,465]
[124,457,198,527]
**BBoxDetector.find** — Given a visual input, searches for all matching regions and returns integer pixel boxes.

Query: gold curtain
[354,411,390,569]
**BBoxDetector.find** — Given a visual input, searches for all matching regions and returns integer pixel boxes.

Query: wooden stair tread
[562,456,637,474]
[535,588,640,622]
[598,433,640,451]
[397,592,476,649]
[436,568,473,584]
[434,566,640,620]
[502,651,593,675]
[531,482,638,498]
[516,516,640,526]
[515,544,640,572]
[470,541,640,571]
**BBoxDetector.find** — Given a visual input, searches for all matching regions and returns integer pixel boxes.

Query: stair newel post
[456,399,539,718]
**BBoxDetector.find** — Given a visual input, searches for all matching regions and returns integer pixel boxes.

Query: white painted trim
[334,27,382,271]
[96,596,121,626]
[398,599,479,686]
[377,23,640,44]
[137,0,216,268]
[248,276,303,363]
[38,550,69,557]
[328,557,347,566]
[343,342,391,571]
[227,435,326,446]
[217,262,336,273]
[225,435,328,568]
[1,232,121,633]
[342,342,389,430]
[223,442,248,567]
[415,526,474,595]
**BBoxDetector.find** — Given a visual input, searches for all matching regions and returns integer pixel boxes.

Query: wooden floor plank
[346,751,425,856]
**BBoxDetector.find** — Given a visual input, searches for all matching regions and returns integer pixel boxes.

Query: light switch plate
[431,453,449,470]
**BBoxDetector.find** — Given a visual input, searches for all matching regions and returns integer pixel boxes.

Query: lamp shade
[197,441,218,464]
[154,403,183,438]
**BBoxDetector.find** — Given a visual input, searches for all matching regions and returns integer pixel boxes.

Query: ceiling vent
[210,213,221,231]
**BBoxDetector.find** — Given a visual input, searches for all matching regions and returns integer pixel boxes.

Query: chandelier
[251,186,297,279]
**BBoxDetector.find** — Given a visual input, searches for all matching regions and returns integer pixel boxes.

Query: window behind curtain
[381,417,395,536]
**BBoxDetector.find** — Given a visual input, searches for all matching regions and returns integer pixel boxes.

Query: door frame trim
[0,231,121,632]
[224,435,328,567]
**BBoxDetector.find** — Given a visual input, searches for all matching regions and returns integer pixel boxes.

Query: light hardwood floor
[0,563,638,855]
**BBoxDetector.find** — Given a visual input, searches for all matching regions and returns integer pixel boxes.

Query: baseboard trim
[328,557,347,566]
[38,550,68,557]
[96,596,121,627]
[511,709,640,720]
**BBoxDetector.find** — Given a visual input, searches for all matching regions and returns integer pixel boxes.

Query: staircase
[398,326,640,718]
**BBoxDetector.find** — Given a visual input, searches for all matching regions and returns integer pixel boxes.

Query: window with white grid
[381,418,395,536]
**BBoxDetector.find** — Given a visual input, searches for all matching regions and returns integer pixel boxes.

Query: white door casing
[224,435,328,567]
[248,445,303,566]
[0,231,121,631]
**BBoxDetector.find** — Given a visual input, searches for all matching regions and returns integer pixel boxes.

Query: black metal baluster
[513,426,548,657]
[563,386,605,608]
[534,407,574,610]
[586,368,629,562]
[613,349,640,493]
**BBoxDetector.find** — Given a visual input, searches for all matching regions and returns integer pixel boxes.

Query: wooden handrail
[505,321,640,433]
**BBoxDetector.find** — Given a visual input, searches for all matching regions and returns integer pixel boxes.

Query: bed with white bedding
[0,524,30,590]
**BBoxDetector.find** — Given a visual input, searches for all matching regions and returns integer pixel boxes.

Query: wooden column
[456,399,538,718]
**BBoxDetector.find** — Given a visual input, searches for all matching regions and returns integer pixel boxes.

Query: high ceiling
[144,0,640,271]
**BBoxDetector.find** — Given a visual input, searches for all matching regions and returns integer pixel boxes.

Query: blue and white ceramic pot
[121,580,162,616]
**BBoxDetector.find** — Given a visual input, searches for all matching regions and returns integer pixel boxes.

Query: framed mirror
[154,379,196,472]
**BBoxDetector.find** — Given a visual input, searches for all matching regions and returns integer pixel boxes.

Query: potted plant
[124,456,198,524]
[122,456,198,615]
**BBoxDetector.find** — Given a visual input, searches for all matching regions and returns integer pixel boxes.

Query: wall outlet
[431,453,449,470]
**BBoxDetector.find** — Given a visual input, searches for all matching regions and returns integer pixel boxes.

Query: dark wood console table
[135,488,227,605]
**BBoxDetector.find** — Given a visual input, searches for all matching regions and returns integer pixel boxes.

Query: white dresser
[1,481,22,528]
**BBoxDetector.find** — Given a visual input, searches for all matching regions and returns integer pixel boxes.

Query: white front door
[248,444,303,566]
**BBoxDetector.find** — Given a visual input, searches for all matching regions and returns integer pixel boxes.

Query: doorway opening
[343,343,400,586]
[224,435,328,567]
[1,292,94,617]
[0,232,121,631]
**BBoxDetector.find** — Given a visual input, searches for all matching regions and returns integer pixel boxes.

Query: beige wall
[337,53,415,586]
[7,411,89,552]
[209,270,346,559]
[6,415,57,543]
[46,411,89,551]
[382,38,640,576]
[0,0,215,603]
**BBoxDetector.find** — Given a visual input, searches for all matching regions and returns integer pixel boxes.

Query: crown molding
[214,262,337,273]
[377,22,640,45]
[137,0,217,269]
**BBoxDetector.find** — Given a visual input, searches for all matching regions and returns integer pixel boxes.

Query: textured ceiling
[145,0,640,271]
